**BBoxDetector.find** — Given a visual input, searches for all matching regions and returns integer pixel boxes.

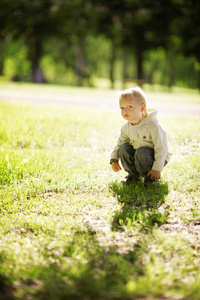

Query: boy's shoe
[123,175,140,185]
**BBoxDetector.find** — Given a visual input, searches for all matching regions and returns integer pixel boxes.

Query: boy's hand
[147,170,161,180]
[111,162,122,172]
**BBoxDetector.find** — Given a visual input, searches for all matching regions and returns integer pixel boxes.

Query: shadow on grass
[9,232,148,300]
[0,273,15,300]
[111,180,169,232]
[0,181,169,300]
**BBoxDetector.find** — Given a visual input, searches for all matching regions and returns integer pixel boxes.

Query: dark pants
[119,144,155,179]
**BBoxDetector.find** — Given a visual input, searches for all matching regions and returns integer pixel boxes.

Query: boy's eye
[128,106,132,108]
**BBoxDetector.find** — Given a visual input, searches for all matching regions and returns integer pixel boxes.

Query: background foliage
[0,0,200,89]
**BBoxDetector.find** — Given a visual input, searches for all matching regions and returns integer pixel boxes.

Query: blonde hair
[119,86,148,116]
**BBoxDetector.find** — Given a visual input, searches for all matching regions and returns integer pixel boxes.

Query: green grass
[0,84,200,300]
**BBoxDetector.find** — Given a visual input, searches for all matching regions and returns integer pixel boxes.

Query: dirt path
[0,87,200,117]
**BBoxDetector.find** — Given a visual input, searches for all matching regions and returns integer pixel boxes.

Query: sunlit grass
[0,87,200,300]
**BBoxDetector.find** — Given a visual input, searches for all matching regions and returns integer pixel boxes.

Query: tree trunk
[167,51,175,88]
[109,43,116,89]
[122,51,128,80]
[28,39,46,83]
[0,40,5,75]
[122,50,129,89]
[136,50,143,80]
[197,60,200,91]
[73,38,90,86]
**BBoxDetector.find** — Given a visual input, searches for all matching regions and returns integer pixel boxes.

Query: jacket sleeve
[110,124,130,162]
[151,124,169,171]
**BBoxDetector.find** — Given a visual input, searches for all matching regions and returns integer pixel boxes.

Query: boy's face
[119,96,145,124]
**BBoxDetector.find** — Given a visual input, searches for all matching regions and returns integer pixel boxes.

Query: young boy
[110,87,170,185]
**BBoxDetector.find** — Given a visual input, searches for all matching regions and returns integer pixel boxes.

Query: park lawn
[0,88,200,300]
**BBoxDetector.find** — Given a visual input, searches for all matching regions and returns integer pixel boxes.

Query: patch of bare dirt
[0,88,200,117]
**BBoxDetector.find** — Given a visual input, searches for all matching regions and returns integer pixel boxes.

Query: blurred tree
[174,0,200,89]
[0,0,58,82]
[91,0,124,87]
[0,0,9,76]
[0,41,5,75]
[121,0,178,80]
[53,0,95,86]
[92,0,176,85]
[4,39,31,81]
[1,0,200,88]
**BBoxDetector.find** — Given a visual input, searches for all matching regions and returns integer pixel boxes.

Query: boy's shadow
[111,180,169,231]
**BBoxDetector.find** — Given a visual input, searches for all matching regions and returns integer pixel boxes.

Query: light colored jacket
[110,111,170,171]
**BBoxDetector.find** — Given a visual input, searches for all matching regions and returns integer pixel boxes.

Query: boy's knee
[119,144,131,156]
[135,147,146,158]
[135,147,154,161]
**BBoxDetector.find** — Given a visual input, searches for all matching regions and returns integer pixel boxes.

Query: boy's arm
[110,123,130,163]
[151,125,169,172]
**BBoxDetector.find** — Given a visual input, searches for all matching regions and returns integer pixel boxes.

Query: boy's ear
[141,103,146,111]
